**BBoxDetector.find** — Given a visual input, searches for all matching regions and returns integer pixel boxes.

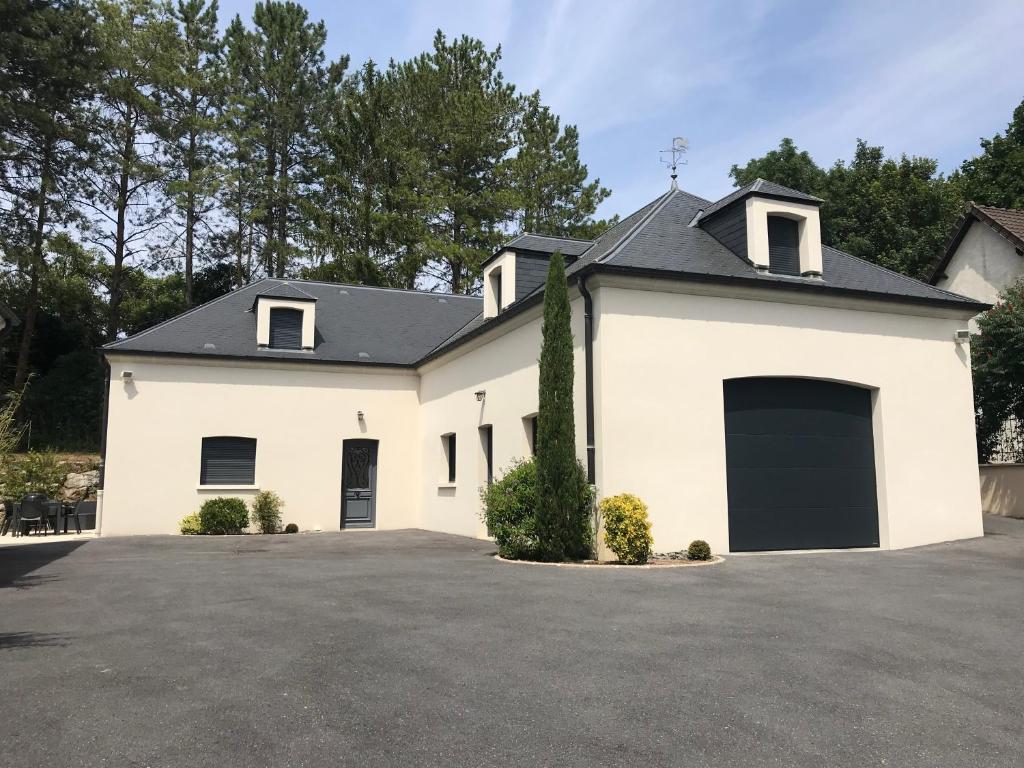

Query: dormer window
[252,285,317,350]
[483,251,516,318]
[269,307,303,349]
[490,268,503,314]
[767,216,801,276]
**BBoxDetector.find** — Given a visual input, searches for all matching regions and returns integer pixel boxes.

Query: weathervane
[660,137,688,189]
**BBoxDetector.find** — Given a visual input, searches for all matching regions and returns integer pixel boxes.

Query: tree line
[0,0,613,448]
[2,1,1023,452]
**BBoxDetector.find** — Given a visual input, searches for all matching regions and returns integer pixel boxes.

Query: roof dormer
[251,282,317,350]
[483,251,515,319]
[699,179,824,278]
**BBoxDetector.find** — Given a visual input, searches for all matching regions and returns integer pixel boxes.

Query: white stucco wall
[101,355,421,535]
[417,297,588,539]
[936,221,1022,329]
[592,282,983,553]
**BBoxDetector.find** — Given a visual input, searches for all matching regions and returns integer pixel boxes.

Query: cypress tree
[535,252,586,561]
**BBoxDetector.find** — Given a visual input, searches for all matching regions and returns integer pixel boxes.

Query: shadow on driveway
[0,539,89,589]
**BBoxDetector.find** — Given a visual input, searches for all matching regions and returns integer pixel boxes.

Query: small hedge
[284,523,298,534]
[600,493,653,565]
[250,490,283,534]
[480,458,539,560]
[179,512,202,535]
[687,539,712,561]
[198,497,249,535]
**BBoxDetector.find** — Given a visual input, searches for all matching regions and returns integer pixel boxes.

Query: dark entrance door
[341,439,378,529]
[723,377,880,552]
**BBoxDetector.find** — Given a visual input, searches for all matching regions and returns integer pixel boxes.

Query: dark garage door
[724,377,880,552]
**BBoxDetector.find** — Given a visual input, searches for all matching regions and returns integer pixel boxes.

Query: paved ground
[1,518,1022,768]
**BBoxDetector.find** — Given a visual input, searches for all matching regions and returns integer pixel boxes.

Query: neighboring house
[930,202,1024,330]
[0,301,19,345]
[100,178,988,553]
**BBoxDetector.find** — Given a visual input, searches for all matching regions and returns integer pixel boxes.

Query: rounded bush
[687,539,712,561]
[600,493,653,565]
[250,490,283,534]
[179,512,201,535]
[198,497,249,535]
[284,523,299,534]
[480,458,539,560]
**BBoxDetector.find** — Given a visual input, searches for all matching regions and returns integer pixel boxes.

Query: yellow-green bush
[600,493,653,565]
[179,512,202,535]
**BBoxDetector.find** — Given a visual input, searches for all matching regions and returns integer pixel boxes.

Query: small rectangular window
[442,432,457,483]
[767,216,801,276]
[269,307,303,349]
[200,436,256,485]
[489,268,503,314]
[523,415,538,456]
[479,425,493,486]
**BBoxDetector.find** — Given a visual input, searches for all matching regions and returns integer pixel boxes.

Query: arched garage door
[723,378,880,552]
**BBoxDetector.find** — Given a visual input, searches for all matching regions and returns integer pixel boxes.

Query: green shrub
[283,522,298,534]
[0,451,65,500]
[179,512,202,535]
[600,493,653,565]
[687,539,712,561]
[250,490,283,534]
[480,458,539,560]
[198,497,249,535]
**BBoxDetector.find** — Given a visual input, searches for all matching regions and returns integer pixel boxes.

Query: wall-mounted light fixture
[475,390,486,402]
[121,370,134,381]
[954,329,970,344]
[357,410,365,422]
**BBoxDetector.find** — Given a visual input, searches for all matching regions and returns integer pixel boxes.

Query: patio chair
[0,500,15,536]
[17,494,50,537]
[63,500,87,534]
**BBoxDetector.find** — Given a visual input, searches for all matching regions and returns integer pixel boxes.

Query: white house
[930,202,1024,330]
[99,179,988,553]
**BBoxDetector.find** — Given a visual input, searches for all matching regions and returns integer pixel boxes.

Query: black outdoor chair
[17,494,50,537]
[0,500,15,536]
[62,500,87,534]
[73,500,97,532]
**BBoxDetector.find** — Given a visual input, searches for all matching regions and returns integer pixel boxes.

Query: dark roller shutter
[200,437,257,485]
[767,216,801,276]
[724,378,879,551]
[269,307,303,349]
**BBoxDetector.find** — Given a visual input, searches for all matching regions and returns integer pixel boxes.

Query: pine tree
[534,252,589,561]
[513,91,611,238]
[0,0,100,387]
[163,0,222,307]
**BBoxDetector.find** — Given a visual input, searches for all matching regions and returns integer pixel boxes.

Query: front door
[341,439,378,529]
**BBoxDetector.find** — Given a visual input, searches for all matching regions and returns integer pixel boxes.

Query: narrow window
[489,268,503,314]
[200,437,256,485]
[442,432,457,483]
[269,307,303,349]
[523,415,538,456]
[767,216,801,276]
[479,425,493,486]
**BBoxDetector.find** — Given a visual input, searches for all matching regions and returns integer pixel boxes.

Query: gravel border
[494,554,724,569]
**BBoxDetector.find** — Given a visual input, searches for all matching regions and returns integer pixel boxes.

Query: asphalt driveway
[1,518,1022,768]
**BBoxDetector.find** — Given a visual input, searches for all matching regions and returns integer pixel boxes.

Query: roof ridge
[974,202,1024,214]
[823,245,979,303]
[280,277,482,300]
[599,189,679,266]
[515,232,595,244]
[262,280,317,300]
[104,279,269,349]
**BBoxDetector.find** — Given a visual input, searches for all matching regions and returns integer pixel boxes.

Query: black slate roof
[503,233,593,257]
[698,178,823,221]
[105,279,482,366]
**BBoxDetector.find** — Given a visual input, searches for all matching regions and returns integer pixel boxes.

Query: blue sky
[217,0,1024,219]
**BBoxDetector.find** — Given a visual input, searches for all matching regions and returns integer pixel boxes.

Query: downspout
[577,274,596,484]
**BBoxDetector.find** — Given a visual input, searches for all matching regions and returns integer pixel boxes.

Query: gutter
[577,274,596,484]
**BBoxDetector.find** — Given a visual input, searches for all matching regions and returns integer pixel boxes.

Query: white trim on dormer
[745,197,823,277]
[483,250,517,318]
[255,296,316,349]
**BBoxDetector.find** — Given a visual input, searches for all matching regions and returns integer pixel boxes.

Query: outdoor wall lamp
[954,329,970,343]
[357,410,365,421]
[475,390,486,402]
[121,370,134,381]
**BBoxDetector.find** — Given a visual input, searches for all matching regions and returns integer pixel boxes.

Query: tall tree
[394,32,519,294]
[163,0,222,307]
[730,137,827,196]
[0,0,100,388]
[957,98,1024,209]
[224,1,345,279]
[86,0,178,339]
[512,91,610,238]
[534,253,590,561]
